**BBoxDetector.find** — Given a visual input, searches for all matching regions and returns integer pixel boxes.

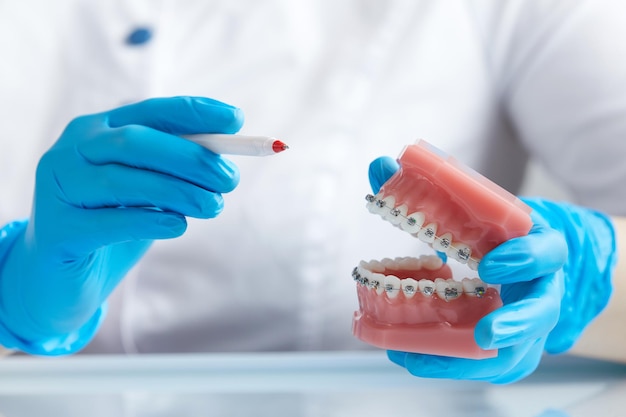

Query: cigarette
[182,134,289,156]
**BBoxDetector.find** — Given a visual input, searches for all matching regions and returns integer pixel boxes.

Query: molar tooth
[433,232,453,253]
[462,277,487,298]
[435,278,462,302]
[448,243,472,264]
[418,279,435,297]
[417,222,437,244]
[384,275,401,298]
[401,212,425,234]
[401,278,418,298]
[386,203,407,225]
[420,255,443,270]
[371,273,386,295]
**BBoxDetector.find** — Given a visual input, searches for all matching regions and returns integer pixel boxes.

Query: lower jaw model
[352,140,533,359]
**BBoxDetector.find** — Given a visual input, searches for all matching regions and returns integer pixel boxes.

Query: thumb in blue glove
[370,156,618,384]
[0,96,244,355]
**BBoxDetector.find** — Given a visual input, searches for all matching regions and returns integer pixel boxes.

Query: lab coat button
[125,27,153,46]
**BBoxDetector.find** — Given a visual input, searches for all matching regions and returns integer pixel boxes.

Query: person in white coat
[0,0,624,383]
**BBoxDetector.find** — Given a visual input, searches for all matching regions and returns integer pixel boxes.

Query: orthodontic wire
[351,266,487,300]
[365,193,478,267]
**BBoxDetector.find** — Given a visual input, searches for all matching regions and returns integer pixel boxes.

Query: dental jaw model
[352,140,533,359]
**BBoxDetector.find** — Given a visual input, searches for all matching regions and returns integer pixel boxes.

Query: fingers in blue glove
[74,97,242,193]
[478,223,567,285]
[475,270,563,349]
[44,149,231,218]
[57,208,187,254]
[76,125,240,193]
[106,96,244,135]
[37,97,245,249]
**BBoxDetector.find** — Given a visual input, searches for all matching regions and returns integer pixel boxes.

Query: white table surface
[0,351,624,417]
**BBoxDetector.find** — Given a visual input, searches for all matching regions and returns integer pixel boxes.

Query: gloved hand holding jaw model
[355,140,619,384]
[0,96,243,355]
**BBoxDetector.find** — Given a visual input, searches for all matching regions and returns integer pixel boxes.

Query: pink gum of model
[352,140,533,359]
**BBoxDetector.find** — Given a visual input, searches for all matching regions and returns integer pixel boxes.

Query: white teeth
[366,193,393,216]
[433,232,453,253]
[417,223,437,243]
[371,273,386,295]
[401,211,425,234]
[386,204,407,225]
[462,277,486,297]
[376,196,396,216]
[448,243,472,264]
[355,259,491,300]
[418,279,436,297]
[467,258,479,271]
[435,278,462,301]
[384,275,401,298]
[420,255,443,270]
[366,193,381,214]
[401,278,418,298]
[398,256,421,270]
[367,193,484,267]
[379,257,395,268]
[394,256,411,269]
[355,267,370,285]
[367,260,386,273]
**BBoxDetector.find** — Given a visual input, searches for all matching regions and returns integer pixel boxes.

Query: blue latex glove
[369,156,618,384]
[0,96,243,355]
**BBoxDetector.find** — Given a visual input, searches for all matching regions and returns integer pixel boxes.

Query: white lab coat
[1,0,626,353]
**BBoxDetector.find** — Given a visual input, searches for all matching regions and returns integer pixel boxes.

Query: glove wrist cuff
[1,220,106,355]
[0,304,106,356]
[0,220,28,352]
[544,203,618,353]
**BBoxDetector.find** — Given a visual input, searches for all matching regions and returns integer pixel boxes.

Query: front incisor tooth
[386,203,407,225]
[417,222,437,244]
[401,278,418,298]
[418,279,435,297]
[401,211,425,234]
[384,275,401,299]
[435,278,462,301]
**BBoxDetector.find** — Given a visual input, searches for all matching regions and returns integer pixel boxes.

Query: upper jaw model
[352,140,533,359]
